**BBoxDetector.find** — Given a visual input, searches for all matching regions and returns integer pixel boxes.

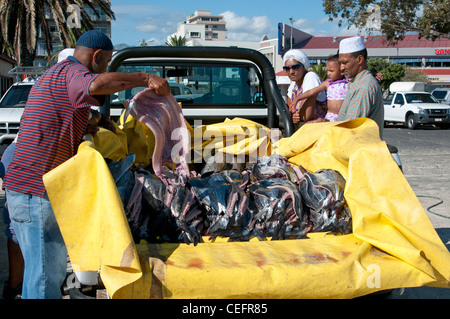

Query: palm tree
[0,0,115,66]
[166,35,186,47]
[309,63,328,81]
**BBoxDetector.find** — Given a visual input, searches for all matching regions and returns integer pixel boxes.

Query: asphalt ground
[0,125,449,299]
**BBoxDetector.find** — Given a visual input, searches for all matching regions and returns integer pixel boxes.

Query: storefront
[259,25,450,98]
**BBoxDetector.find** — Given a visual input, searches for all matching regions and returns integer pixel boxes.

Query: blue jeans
[5,189,67,299]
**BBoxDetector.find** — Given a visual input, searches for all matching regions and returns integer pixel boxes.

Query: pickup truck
[384,89,450,130]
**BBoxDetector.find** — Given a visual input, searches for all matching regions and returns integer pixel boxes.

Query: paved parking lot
[382,125,450,298]
[0,125,449,299]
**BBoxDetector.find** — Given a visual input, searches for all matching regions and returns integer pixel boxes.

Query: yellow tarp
[43,117,450,299]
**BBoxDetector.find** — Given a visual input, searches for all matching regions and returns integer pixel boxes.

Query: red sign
[435,48,450,55]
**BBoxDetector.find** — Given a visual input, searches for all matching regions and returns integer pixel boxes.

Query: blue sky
[110,0,360,47]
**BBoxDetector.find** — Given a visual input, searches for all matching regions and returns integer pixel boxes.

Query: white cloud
[136,24,158,33]
[220,11,273,41]
[134,12,186,39]
[111,5,161,15]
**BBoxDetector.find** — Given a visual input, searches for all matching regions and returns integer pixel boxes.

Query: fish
[250,154,301,183]
[298,168,352,234]
[248,178,310,240]
[106,108,352,243]
[187,170,254,242]
[129,88,192,185]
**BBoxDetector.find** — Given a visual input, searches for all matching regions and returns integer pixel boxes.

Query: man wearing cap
[3,30,170,299]
[338,36,384,138]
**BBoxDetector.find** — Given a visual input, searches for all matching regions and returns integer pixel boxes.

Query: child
[290,54,348,122]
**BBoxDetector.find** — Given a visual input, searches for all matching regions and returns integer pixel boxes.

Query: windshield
[404,93,439,104]
[0,85,33,108]
[384,94,394,104]
[112,62,266,106]
[432,91,448,100]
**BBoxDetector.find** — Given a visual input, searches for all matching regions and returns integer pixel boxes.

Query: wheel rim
[408,116,414,128]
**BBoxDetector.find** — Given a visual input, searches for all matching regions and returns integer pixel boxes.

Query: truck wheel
[406,114,417,130]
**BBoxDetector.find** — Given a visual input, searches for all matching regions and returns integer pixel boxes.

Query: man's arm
[89,72,170,96]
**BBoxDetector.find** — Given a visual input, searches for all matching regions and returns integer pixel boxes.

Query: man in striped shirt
[337,37,384,139]
[3,30,170,299]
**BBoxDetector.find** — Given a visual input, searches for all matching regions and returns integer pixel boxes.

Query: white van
[431,88,450,105]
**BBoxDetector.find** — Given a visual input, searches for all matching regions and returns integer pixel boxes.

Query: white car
[0,78,34,145]
[383,82,450,130]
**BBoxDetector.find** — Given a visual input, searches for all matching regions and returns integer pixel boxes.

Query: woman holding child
[284,50,327,130]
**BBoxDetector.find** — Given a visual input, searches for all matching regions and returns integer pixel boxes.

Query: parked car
[431,88,450,105]
[384,82,450,129]
[0,78,35,145]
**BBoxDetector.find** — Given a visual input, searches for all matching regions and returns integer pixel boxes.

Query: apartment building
[183,10,226,42]
[34,4,112,68]
[171,10,259,49]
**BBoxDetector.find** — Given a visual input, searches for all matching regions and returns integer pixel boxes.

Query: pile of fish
[106,88,352,245]
[108,153,352,245]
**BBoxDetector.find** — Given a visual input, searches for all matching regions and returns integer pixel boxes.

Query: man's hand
[87,109,116,136]
[375,72,383,82]
[148,74,171,96]
[98,113,117,133]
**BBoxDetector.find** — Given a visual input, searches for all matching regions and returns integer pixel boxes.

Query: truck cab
[383,82,450,129]
[103,46,294,136]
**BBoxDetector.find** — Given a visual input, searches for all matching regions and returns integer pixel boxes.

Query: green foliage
[0,0,115,66]
[368,58,405,91]
[309,63,328,81]
[323,0,450,44]
[166,35,186,47]
[402,67,429,84]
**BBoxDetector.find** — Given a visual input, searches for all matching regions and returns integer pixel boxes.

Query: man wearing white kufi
[338,36,384,139]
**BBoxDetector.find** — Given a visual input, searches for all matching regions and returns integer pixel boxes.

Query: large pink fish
[129,88,191,185]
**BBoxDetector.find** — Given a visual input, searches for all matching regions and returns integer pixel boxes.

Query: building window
[36,43,47,56]
[95,26,108,35]
[425,58,450,68]
[390,58,422,67]
[34,59,47,68]
[190,32,200,38]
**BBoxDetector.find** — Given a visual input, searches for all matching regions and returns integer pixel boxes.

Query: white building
[170,10,260,50]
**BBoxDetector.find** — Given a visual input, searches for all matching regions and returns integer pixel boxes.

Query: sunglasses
[283,63,303,72]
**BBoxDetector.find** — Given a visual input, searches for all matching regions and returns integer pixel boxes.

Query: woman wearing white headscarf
[284,49,327,129]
